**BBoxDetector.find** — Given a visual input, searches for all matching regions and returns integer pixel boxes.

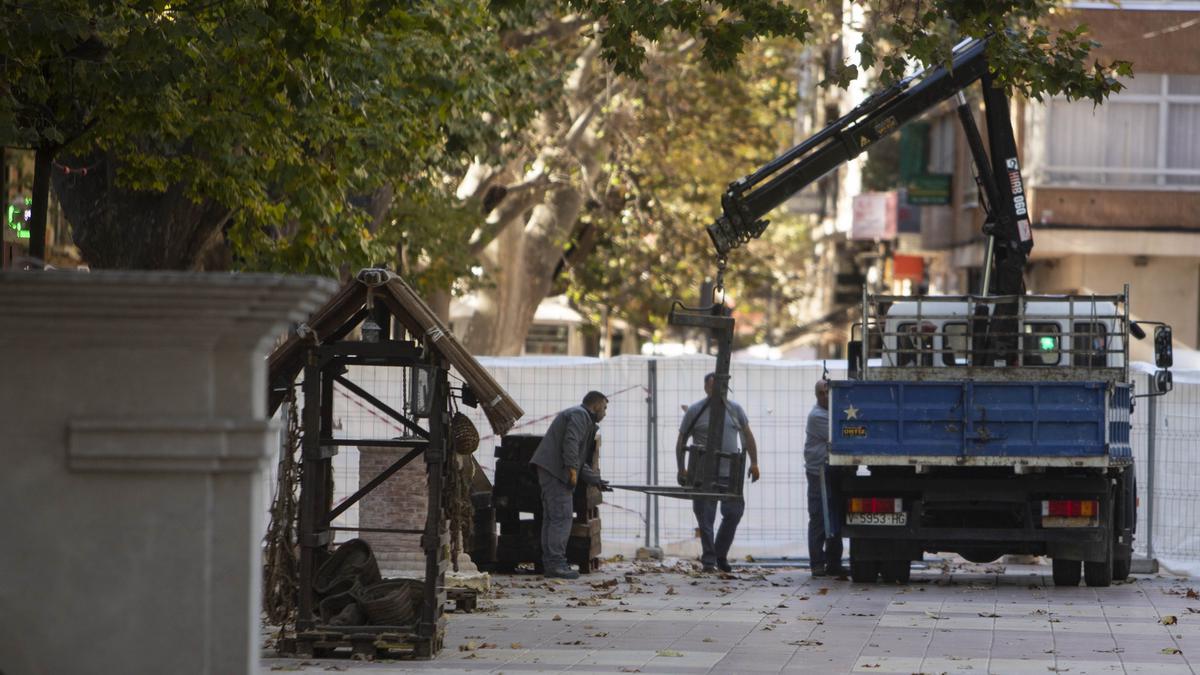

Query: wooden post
[297,353,323,630]
[418,358,448,655]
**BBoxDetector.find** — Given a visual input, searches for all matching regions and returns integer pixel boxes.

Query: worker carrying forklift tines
[675,372,760,573]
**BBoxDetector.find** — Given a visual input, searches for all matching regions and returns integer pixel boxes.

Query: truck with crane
[701,36,1176,587]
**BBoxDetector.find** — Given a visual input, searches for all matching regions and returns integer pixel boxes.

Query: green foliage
[843,1,1130,104]
[1,0,1135,293]
[2,0,542,274]
[564,39,810,340]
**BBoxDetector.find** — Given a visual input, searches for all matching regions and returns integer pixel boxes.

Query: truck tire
[850,559,879,583]
[1052,559,1081,586]
[879,559,911,584]
[1084,557,1113,587]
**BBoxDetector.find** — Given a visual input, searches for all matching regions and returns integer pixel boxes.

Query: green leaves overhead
[1,0,1134,283]
[2,0,542,273]
[845,1,1130,104]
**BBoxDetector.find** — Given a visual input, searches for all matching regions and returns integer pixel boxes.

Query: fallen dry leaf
[817,588,829,596]
[702,637,716,643]
[480,643,496,649]
[1162,615,1178,625]
[510,643,523,649]
[666,585,678,595]
[619,668,641,673]
[458,641,478,652]
[656,649,684,657]
[1162,647,1183,655]
[552,614,562,621]
[786,639,823,647]
[1188,589,1199,599]
[979,612,1000,618]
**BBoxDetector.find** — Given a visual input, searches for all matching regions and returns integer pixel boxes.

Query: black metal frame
[293,307,450,656]
[610,300,745,501]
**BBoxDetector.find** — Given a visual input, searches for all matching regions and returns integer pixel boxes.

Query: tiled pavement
[263,560,1200,674]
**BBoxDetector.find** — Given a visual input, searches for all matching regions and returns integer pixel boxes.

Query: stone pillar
[0,271,335,675]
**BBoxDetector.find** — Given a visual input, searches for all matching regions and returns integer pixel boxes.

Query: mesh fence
[1143,369,1200,564]
[272,357,1200,566]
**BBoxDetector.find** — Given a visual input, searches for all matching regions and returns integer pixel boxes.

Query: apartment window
[1042,74,1200,188]
[524,324,569,355]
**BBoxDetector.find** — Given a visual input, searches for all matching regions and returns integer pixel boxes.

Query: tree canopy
[2,0,1134,349]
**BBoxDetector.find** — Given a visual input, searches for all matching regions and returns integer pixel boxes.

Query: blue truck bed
[829,380,1131,466]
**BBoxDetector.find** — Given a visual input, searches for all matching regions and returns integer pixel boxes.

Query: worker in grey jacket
[529,391,609,579]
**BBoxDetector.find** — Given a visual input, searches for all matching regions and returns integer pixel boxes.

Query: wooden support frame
[291,329,450,658]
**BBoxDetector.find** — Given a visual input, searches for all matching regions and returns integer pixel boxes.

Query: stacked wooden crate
[483,434,603,574]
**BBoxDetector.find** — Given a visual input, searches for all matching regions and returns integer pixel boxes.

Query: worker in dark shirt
[805,379,849,577]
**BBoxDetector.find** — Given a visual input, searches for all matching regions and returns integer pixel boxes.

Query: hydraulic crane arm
[706,37,1033,296]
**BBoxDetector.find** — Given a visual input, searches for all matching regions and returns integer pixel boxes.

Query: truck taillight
[1041,499,1098,518]
[848,497,903,514]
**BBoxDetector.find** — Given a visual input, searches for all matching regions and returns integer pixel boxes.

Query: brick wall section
[358,445,428,570]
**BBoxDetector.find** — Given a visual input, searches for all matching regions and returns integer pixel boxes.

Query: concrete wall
[1029,254,1199,349]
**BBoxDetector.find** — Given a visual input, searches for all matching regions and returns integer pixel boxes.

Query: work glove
[567,468,578,487]
[749,464,761,483]
[580,466,610,491]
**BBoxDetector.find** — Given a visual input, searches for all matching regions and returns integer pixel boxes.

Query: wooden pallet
[446,587,479,613]
[279,624,444,661]
[573,556,602,574]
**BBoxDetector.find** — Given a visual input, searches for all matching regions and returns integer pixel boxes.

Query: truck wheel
[879,560,911,584]
[850,559,879,583]
[1051,559,1081,586]
[1084,557,1113,587]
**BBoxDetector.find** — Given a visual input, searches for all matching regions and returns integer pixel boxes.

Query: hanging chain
[713,256,728,306]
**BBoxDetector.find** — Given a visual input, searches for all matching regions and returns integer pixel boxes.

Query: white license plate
[846,512,907,526]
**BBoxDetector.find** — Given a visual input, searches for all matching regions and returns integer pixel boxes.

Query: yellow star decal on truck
[844,405,860,420]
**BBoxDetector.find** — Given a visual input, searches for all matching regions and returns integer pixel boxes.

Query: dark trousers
[692,486,744,567]
[807,466,849,570]
[537,467,574,572]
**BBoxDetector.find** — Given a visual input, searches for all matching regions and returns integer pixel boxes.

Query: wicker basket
[314,538,382,596]
[356,579,424,627]
[452,412,480,455]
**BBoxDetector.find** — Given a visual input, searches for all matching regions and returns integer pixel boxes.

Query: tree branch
[501,15,590,50]
[467,172,549,257]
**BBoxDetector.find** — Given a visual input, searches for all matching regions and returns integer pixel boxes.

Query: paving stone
[261,561,1200,674]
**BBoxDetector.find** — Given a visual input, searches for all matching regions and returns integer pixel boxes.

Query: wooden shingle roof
[267,269,523,435]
